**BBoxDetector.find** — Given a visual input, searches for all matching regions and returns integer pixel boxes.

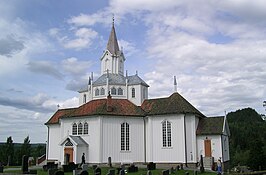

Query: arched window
[84,122,88,135]
[95,88,99,96]
[72,123,77,135]
[121,122,130,151]
[111,87,116,95]
[100,88,105,95]
[162,120,172,147]
[132,88,135,98]
[78,123,83,135]
[118,87,123,95]
[83,94,86,103]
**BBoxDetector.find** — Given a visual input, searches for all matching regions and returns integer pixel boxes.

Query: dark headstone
[193,170,198,175]
[108,157,112,167]
[95,167,101,175]
[92,165,98,170]
[176,165,180,171]
[55,170,64,175]
[43,162,58,171]
[108,169,115,175]
[147,162,156,170]
[162,170,169,175]
[147,170,152,175]
[120,164,125,171]
[119,170,125,175]
[185,172,189,175]
[180,164,184,170]
[21,155,29,173]
[63,162,78,172]
[48,168,58,175]
[200,155,204,173]
[80,170,89,175]
[128,164,138,173]
[0,165,3,173]
[170,167,175,174]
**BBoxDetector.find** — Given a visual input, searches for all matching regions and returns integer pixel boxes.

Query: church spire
[106,16,119,55]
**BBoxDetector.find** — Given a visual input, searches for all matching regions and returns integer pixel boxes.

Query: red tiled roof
[46,98,145,125]
[46,93,205,125]
[141,92,205,117]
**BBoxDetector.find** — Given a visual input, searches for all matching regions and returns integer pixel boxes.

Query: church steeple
[100,17,125,75]
[106,17,120,55]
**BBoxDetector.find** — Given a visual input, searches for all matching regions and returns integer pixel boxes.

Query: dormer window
[95,88,99,96]
[111,87,116,95]
[118,88,123,95]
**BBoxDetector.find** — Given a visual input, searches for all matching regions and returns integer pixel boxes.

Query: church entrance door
[64,147,73,163]
[204,139,212,157]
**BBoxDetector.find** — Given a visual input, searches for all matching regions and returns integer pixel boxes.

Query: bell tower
[100,18,125,75]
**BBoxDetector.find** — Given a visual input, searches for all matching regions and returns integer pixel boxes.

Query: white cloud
[62,57,93,76]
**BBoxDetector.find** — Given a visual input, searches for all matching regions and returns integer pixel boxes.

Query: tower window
[100,88,105,95]
[83,94,86,103]
[118,87,123,95]
[132,88,135,98]
[95,88,99,96]
[111,87,116,95]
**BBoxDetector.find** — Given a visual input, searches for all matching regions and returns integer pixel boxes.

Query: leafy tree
[5,136,14,166]
[21,136,31,157]
[248,139,266,170]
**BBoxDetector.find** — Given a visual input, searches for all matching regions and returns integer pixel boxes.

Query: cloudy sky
[0,0,266,143]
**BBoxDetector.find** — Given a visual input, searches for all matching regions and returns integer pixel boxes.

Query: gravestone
[73,169,82,175]
[107,169,115,175]
[108,157,112,167]
[80,170,89,175]
[193,170,198,175]
[82,164,88,171]
[0,164,3,173]
[180,164,184,170]
[120,164,125,171]
[176,165,180,171]
[147,170,152,175]
[185,172,189,175]
[55,170,64,175]
[92,165,98,171]
[21,155,29,173]
[170,167,175,174]
[48,168,58,175]
[116,168,122,175]
[162,169,169,175]
[119,170,125,175]
[95,167,101,175]
[128,164,138,173]
[200,155,204,173]
[147,162,156,170]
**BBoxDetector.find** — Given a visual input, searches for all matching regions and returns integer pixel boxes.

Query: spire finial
[174,76,177,92]
[112,14,115,26]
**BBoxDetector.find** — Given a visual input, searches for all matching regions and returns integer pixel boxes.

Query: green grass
[4,166,217,175]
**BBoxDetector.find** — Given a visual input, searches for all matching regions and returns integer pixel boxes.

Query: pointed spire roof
[106,17,120,55]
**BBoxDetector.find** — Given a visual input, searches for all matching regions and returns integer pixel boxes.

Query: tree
[5,136,14,166]
[248,139,266,170]
[21,136,31,157]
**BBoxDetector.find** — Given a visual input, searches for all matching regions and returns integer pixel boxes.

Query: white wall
[60,116,101,163]
[47,125,61,161]
[185,114,197,163]
[146,114,186,163]
[221,135,230,162]
[197,135,223,162]
[101,116,145,163]
[128,85,147,106]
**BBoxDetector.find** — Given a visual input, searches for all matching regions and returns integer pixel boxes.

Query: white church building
[45,22,230,170]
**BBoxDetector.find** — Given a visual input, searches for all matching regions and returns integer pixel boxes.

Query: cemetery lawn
[4,166,217,175]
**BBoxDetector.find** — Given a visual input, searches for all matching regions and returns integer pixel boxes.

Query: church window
[118,87,123,95]
[84,122,88,135]
[111,87,116,95]
[83,94,86,103]
[100,88,105,95]
[132,88,135,98]
[142,88,146,99]
[162,120,172,147]
[121,122,129,151]
[72,123,77,135]
[95,88,99,96]
[78,123,83,135]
